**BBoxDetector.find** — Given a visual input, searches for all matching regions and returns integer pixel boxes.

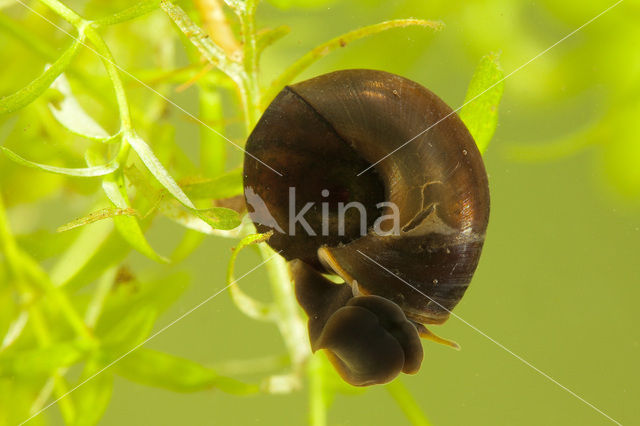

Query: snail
[243,69,490,386]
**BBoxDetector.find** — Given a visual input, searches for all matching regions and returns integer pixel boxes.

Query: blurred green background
[1,0,639,425]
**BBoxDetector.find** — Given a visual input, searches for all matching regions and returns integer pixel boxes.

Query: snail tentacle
[292,260,423,386]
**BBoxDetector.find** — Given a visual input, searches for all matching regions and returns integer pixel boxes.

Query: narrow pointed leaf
[0,312,29,351]
[171,229,206,262]
[100,307,156,352]
[71,368,114,426]
[86,148,168,263]
[48,73,112,141]
[113,214,169,263]
[50,217,114,287]
[0,342,85,377]
[93,0,160,27]
[57,208,138,232]
[263,19,443,106]
[0,39,83,115]
[0,147,117,177]
[257,25,291,56]
[194,207,241,231]
[226,232,274,320]
[126,133,196,209]
[222,0,246,13]
[181,168,243,200]
[114,348,259,395]
[385,379,432,426]
[161,0,244,83]
[124,163,241,230]
[16,229,77,261]
[160,202,244,236]
[96,271,190,350]
[459,52,505,154]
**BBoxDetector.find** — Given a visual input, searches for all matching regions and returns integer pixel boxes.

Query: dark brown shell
[243,69,489,385]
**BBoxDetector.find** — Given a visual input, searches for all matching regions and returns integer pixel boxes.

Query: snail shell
[243,69,489,385]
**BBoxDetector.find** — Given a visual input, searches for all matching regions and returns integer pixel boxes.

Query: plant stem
[257,244,310,375]
[199,87,227,176]
[233,0,318,418]
[37,0,85,28]
[84,28,133,134]
[232,0,310,383]
[84,267,117,328]
[194,0,240,54]
[385,379,432,426]
[308,354,327,426]
[28,307,77,423]
[238,0,261,129]
[262,18,443,108]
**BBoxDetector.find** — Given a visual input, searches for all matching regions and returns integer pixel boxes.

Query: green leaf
[57,208,138,232]
[308,351,329,425]
[0,11,55,60]
[182,168,244,200]
[257,25,291,56]
[315,351,365,401]
[385,379,432,426]
[459,52,505,154]
[226,232,274,320]
[86,148,168,263]
[0,377,44,426]
[0,147,118,177]
[113,214,168,263]
[84,267,118,328]
[160,202,243,235]
[195,207,242,231]
[124,153,241,231]
[198,89,226,177]
[263,19,444,106]
[93,0,160,27]
[126,133,196,209]
[0,312,28,352]
[0,38,84,115]
[15,229,76,261]
[96,271,190,349]
[170,229,206,263]
[100,307,157,352]
[48,73,113,141]
[50,224,132,292]
[161,0,244,85]
[71,366,114,426]
[222,0,249,14]
[0,342,86,377]
[49,217,114,287]
[114,348,259,395]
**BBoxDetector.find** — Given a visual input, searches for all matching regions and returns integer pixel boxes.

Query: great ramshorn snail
[243,69,490,386]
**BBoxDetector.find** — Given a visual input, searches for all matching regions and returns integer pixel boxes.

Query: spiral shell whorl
[244,69,490,385]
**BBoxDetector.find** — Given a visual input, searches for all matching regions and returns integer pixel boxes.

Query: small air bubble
[433,279,438,285]
[321,189,329,197]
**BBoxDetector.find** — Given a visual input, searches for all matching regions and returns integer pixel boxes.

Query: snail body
[243,69,489,386]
